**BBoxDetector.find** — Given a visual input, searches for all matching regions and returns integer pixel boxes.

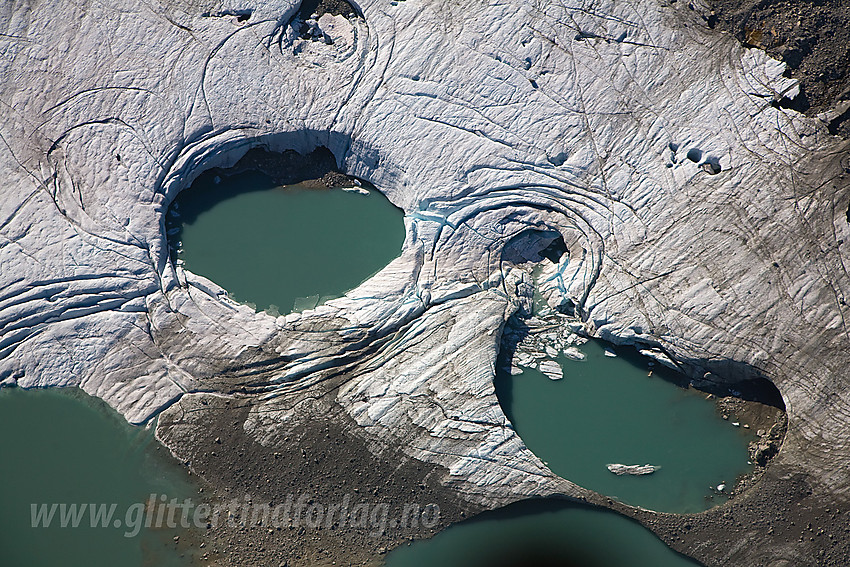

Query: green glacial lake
[0,387,200,567]
[495,340,756,513]
[170,171,405,314]
[388,334,752,567]
[385,499,700,567]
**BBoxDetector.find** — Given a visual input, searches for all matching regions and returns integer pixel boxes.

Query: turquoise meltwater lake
[170,171,405,314]
[385,499,701,567]
[387,334,752,567]
[0,387,201,567]
[495,339,756,513]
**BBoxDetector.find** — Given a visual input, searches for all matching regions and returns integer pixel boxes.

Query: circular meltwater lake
[168,169,406,314]
[496,336,757,513]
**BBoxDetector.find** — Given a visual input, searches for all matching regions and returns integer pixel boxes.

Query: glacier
[1,0,849,564]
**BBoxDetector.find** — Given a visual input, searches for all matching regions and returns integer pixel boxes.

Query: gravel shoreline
[156,393,477,567]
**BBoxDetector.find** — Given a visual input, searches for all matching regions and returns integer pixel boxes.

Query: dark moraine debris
[298,0,358,19]
[705,0,850,137]
[215,146,356,188]
[156,393,476,567]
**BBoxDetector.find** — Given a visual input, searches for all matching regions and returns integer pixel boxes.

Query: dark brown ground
[700,0,850,136]
[298,0,357,19]
[626,463,850,567]
[156,393,477,567]
[224,147,356,189]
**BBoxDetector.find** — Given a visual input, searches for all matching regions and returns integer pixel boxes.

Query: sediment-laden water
[496,337,756,512]
[0,387,200,566]
[170,171,405,314]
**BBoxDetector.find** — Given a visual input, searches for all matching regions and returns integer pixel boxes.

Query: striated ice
[1,0,850,562]
[539,360,564,381]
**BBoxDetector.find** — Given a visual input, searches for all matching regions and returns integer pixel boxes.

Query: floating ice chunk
[538,360,563,380]
[563,346,586,361]
[342,186,370,195]
[607,464,659,475]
